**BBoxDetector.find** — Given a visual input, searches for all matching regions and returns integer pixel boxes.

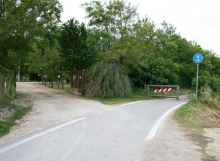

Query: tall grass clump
[85,62,132,98]
[199,84,220,110]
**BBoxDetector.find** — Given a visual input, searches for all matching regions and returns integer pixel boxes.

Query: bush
[192,73,220,92]
[199,84,220,110]
[85,62,132,98]
[187,93,197,102]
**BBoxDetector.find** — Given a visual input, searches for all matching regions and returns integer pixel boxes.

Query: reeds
[85,62,132,98]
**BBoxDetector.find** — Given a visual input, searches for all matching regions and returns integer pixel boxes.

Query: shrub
[199,84,220,110]
[85,62,132,98]
[192,73,220,92]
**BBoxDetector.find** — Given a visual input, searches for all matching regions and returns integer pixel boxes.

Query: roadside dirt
[1,82,218,160]
[0,108,14,121]
[144,114,202,161]
[204,128,220,160]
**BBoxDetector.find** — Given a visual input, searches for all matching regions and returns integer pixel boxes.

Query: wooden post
[144,84,147,95]
[62,67,64,90]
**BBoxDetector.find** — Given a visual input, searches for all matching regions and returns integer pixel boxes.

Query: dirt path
[0,82,206,160]
[0,82,111,145]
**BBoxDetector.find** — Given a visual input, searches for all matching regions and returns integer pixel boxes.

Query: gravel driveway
[0,82,203,160]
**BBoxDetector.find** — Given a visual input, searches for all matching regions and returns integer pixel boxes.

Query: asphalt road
[0,97,187,161]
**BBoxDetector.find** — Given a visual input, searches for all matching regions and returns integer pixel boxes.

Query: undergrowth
[0,96,31,137]
[199,84,220,110]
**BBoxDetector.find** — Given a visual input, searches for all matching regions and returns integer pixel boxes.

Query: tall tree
[58,18,96,71]
[0,0,62,70]
[82,0,139,55]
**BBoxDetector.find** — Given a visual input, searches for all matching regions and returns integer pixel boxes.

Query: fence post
[144,84,147,95]
[0,74,5,97]
[177,86,180,100]
[62,67,64,90]
[147,84,149,96]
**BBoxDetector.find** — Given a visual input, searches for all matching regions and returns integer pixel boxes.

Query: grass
[0,96,31,137]
[41,82,71,92]
[93,87,192,105]
[92,88,157,105]
[179,88,192,95]
[175,102,209,129]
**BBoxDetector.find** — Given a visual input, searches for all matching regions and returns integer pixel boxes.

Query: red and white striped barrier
[153,88,172,93]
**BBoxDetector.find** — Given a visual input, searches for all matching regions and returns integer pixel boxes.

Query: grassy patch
[91,88,157,105]
[175,102,209,129]
[0,97,31,137]
[175,101,220,160]
[40,82,71,92]
[92,88,191,105]
[179,88,193,95]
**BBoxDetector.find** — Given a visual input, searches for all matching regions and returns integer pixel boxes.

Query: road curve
[0,97,187,161]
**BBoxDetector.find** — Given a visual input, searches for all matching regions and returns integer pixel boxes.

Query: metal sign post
[193,53,203,102]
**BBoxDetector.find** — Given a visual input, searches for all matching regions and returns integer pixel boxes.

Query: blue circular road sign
[193,53,203,63]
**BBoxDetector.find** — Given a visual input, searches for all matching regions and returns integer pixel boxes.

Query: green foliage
[85,62,132,98]
[81,0,220,89]
[82,0,139,52]
[0,0,62,70]
[199,84,220,110]
[0,65,9,75]
[1,0,219,97]
[58,18,97,70]
[6,76,16,98]
[187,93,197,102]
[129,53,180,87]
[192,72,220,92]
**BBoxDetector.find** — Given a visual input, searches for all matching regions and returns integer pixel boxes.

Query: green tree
[58,18,96,71]
[0,0,63,70]
[27,37,61,82]
[82,0,139,58]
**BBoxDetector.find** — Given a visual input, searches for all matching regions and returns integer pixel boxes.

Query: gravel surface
[0,82,206,160]
[0,82,111,145]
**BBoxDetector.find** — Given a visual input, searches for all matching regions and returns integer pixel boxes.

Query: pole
[196,63,199,102]
[144,84,147,95]
[18,59,20,82]
[62,67,64,90]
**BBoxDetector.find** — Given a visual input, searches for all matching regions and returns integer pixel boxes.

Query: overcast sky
[59,0,220,56]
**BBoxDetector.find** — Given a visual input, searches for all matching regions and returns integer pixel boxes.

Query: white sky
[59,0,220,56]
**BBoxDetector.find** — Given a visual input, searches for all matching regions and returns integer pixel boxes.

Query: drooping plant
[85,62,132,98]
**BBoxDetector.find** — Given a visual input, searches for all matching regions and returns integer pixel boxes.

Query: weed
[187,93,197,102]
[200,84,220,110]
[0,97,30,137]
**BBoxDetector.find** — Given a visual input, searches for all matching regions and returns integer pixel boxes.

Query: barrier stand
[147,85,180,101]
